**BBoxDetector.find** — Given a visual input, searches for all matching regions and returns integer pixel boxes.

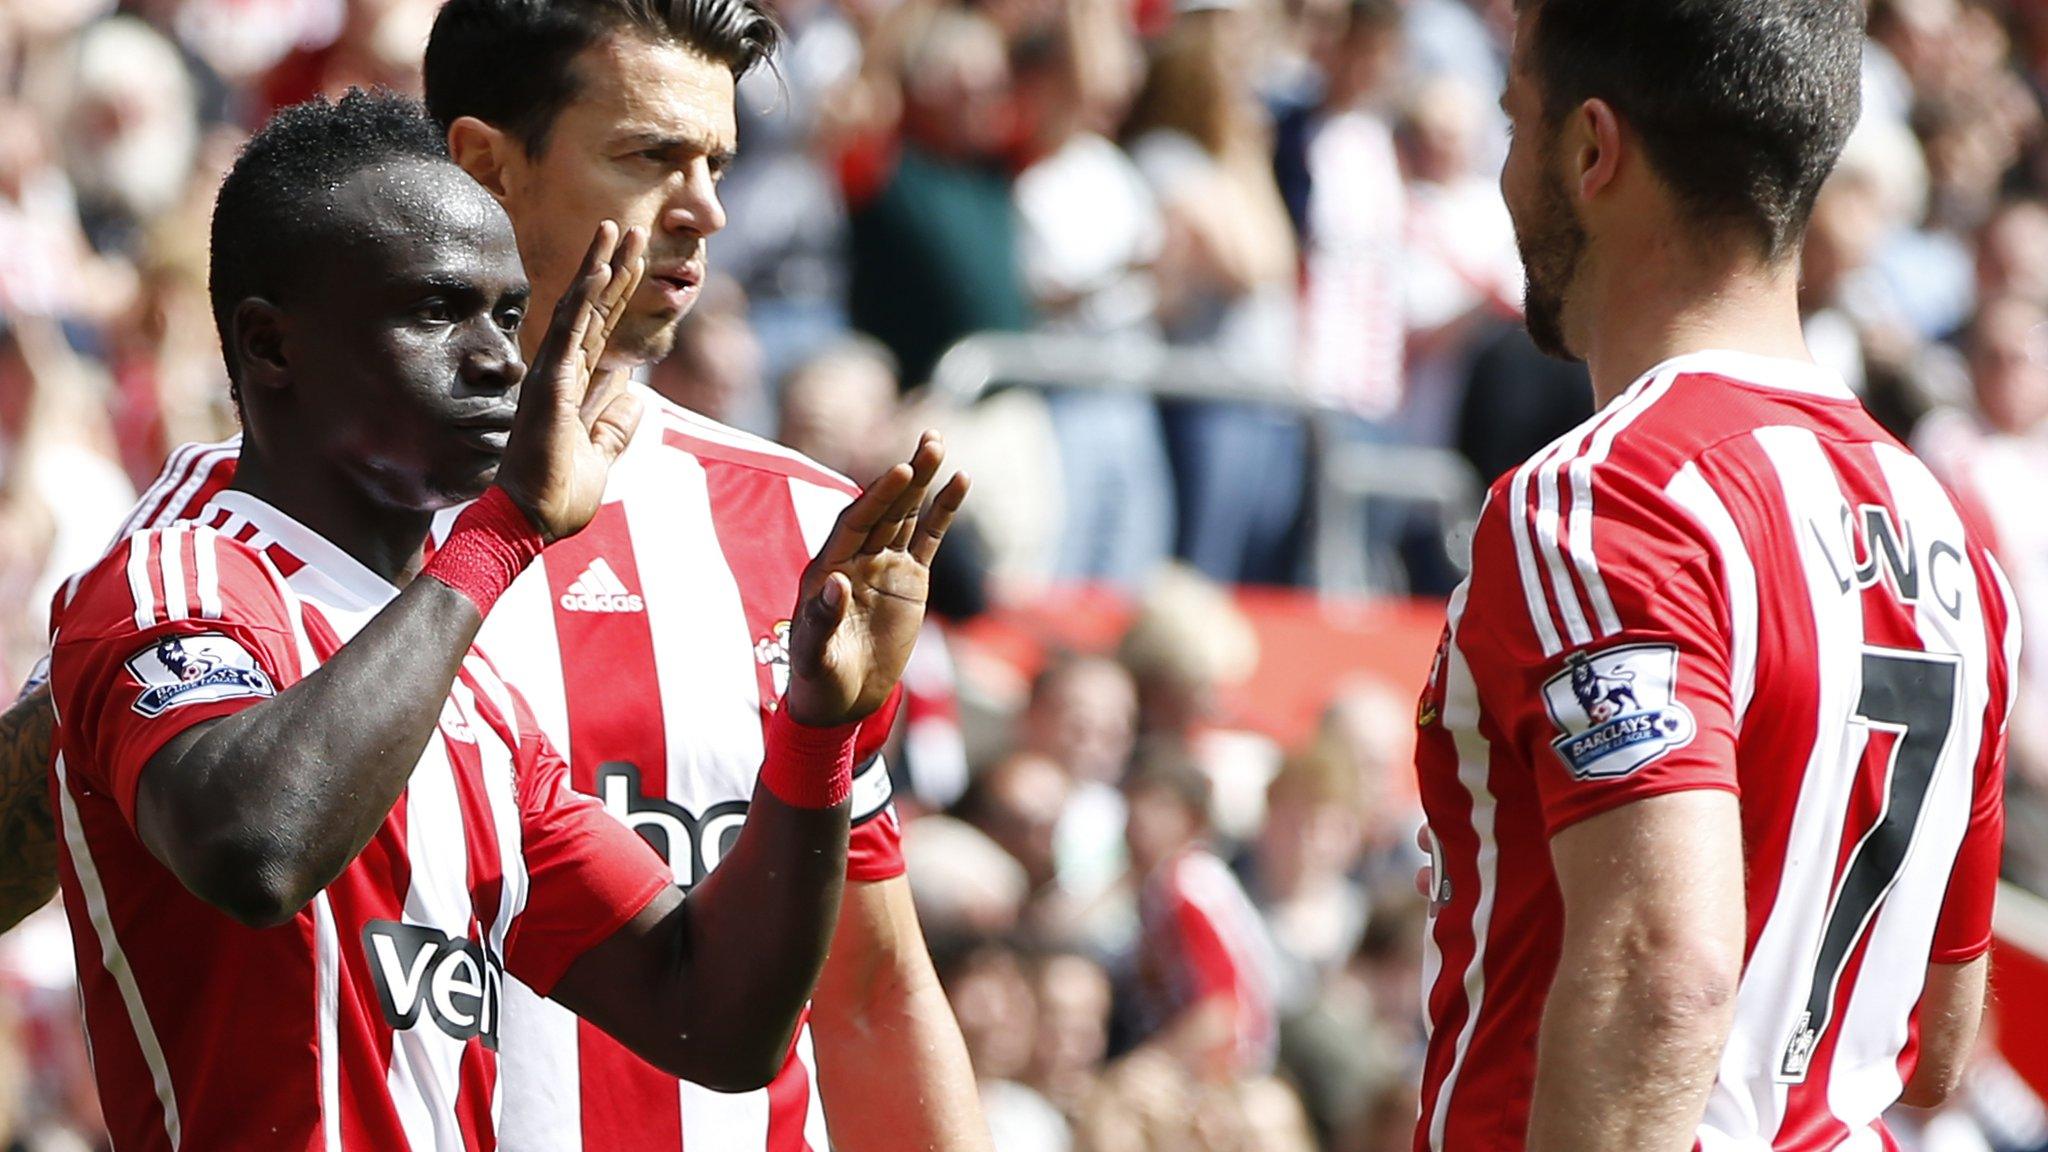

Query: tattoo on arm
[0,685,58,932]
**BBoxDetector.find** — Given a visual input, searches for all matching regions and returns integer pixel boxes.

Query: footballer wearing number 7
[1410,2,2018,1151]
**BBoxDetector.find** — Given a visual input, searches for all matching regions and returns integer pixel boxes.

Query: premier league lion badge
[1541,644,1696,780]
[126,634,276,718]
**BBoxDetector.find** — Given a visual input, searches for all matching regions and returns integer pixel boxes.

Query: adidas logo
[559,557,645,613]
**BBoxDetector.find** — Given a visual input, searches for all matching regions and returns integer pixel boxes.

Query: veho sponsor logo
[362,920,502,1049]
[597,762,748,890]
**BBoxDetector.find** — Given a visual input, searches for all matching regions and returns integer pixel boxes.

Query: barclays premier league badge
[126,634,276,718]
[1542,644,1696,780]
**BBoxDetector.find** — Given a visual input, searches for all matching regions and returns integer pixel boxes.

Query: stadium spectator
[843,6,1034,388]
[777,334,903,480]
[1123,751,1281,1080]
[1011,0,1175,590]
[1125,1,1307,585]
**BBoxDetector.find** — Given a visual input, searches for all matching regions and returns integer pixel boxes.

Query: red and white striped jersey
[476,394,901,1152]
[88,388,904,1151]
[48,491,672,1152]
[1134,849,1281,1075]
[1412,351,2018,1152]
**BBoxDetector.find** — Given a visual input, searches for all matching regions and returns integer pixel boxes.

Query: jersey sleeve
[502,689,671,996]
[846,685,904,883]
[1458,460,1741,837]
[50,526,300,828]
[1931,739,2003,963]
[1933,548,2018,963]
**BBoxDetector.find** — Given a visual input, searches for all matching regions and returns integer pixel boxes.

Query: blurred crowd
[1,0,2048,1148]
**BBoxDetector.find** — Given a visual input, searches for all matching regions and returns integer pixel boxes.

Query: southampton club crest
[125,634,276,718]
[754,620,792,697]
[1541,644,1696,780]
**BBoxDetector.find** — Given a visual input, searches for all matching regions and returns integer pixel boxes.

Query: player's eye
[495,306,524,333]
[414,300,455,325]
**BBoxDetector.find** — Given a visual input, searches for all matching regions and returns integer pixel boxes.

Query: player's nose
[459,325,526,394]
[661,164,726,239]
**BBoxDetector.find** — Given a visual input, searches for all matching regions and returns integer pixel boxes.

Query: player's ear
[232,298,290,395]
[447,116,517,203]
[1570,97,1623,202]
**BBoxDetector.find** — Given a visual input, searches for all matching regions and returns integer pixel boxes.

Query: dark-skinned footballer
[45,92,966,1152]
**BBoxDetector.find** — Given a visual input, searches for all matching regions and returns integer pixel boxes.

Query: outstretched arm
[550,436,971,1091]
[1527,789,1744,1152]
[0,686,56,931]
[813,875,992,1152]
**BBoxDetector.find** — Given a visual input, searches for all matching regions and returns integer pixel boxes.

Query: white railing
[926,331,1484,595]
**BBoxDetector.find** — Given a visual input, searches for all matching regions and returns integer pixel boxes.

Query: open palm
[783,433,970,728]
[493,221,648,541]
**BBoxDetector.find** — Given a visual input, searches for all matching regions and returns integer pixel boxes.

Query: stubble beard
[1517,162,1588,362]
[609,306,684,367]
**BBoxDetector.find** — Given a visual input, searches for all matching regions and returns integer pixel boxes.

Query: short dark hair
[1122,745,1212,823]
[209,89,451,399]
[424,0,780,155]
[1518,0,1863,259]
[1347,0,1404,35]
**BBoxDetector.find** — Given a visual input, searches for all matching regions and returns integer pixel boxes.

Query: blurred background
[0,0,2046,1148]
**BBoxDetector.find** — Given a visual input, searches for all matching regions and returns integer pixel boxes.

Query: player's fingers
[579,366,628,429]
[581,227,646,372]
[791,572,851,669]
[526,222,619,416]
[862,432,944,554]
[588,388,644,464]
[888,513,916,552]
[908,471,970,567]
[820,464,914,567]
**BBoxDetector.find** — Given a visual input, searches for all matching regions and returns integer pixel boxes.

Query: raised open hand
[493,221,648,542]
[783,432,971,728]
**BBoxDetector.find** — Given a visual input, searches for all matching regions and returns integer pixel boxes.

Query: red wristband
[760,705,859,810]
[421,487,546,616]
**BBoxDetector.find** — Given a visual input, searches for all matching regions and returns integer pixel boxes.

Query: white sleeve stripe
[193,527,223,620]
[1534,443,1593,646]
[126,533,157,630]
[1570,369,1680,639]
[1511,370,1674,657]
[1507,467,1565,656]
[159,525,189,624]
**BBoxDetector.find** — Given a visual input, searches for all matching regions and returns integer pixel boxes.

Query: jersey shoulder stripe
[1497,367,1683,657]
[114,437,241,545]
[642,395,860,497]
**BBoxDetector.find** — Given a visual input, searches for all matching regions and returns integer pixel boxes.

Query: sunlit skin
[1497,29,1587,362]
[232,159,531,578]
[449,31,735,370]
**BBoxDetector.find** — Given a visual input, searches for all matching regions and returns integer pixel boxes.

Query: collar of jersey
[1635,349,1858,402]
[205,488,400,611]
